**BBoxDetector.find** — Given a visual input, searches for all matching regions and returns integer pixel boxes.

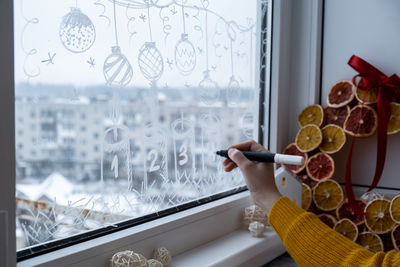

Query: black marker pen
[215,150,304,165]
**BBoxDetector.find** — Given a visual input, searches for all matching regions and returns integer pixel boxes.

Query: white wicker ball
[110,250,147,267]
[243,205,268,226]
[147,259,164,267]
[152,247,171,267]
[248,221,265,237]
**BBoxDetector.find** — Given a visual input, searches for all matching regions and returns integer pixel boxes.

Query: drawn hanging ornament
[103,46,133,87]
[199,70,219,105]
[240,109,256,139]
[175,34,196,75]
[227,76,241,105]
[59,7,96,53]
[138,42,164,82]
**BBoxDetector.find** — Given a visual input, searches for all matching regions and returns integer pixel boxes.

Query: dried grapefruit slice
[327,80,355,108]
[313,179,343,211]
[365,199,396,234]
[355,85,378,104]
[336,198,366,226]
[295,125,322,152]
[388,102,400,135]
[391,224,400,251]
[344,105,378,138]
[318,213,337,228]
[302,183,312,210]
[389,194,400,223]
[319,124,346,154]
[282,143,308,174]
[356,232,384,253]
[306,152,335,181]
[324,106,350,128]
[298,104,324,127]
[334,218,359,242]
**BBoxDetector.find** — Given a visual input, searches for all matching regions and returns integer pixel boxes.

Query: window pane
[14,0,270,253]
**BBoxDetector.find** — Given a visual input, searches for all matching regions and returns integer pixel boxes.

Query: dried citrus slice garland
[302,183,312,210]
[364,199,396,234]
[334,218,359,242]
[336,198,366,226]
[324,106,350,128]
[306,152,335,181]
[313,179,343,211]
[327,80,355,108]
[388,102,400,135]
[295,125,322,152]
[389,194,400,223]
[356,232,384,253]
[391,225,400,251]
[319,124,346,154]
[344,105,378,137]
[318,214,337,228]
[282,143,308,174]
[298,104,324,127]
[355,85,378,104]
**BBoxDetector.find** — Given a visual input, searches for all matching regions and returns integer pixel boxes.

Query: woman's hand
[223,140,281,214]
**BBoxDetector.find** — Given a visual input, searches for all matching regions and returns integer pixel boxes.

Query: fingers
[224,161,237,172]
[229,140,267,153]
[228,148,253,171]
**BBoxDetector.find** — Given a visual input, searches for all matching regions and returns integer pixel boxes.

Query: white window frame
[0,0,325,266]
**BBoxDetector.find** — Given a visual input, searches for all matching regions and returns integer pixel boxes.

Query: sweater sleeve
[268,197,400,267]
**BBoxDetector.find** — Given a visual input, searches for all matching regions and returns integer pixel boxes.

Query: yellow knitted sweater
[268,197,400,267]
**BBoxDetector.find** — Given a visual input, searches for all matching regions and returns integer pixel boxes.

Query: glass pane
[14,0,270,252]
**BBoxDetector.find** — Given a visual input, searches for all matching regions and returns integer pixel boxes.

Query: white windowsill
[17,191,286,267]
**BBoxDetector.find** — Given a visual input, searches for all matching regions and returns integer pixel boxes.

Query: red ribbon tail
[345,139,365,215]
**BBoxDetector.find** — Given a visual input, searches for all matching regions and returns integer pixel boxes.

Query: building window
[13,0,271,259]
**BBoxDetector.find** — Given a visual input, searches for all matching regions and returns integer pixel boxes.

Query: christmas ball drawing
[175,34,196,75]
[103,46,133,87]
[138,42,164,82]
[199,70,219,105]
[227,76,241,105]
[240,110,255,139]
[59,7,96,53]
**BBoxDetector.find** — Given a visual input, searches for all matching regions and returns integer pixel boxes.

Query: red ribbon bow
[346,55,400,214]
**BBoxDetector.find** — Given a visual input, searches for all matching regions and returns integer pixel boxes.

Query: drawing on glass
[226,22,241,105]
[103,0,133,87]
[199,113,222,175]
[59,7,96,53]
[240,109,256,139]
[174,1,196,76]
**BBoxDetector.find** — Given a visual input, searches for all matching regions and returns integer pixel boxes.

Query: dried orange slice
[302,183,312,210]
[389,194,400,223]
[356,232,384,253]
[388,102,400,135]
[324,106,350,128]
[295,125,322,152]
[327,80,355,108]
[298,104,324,127]
[313,179,343,211]
[391,224,400,251]
[355,85,378,104]
[306,152,335,181]
[319,124,346,154]
[318,213,337,228]
[365,199,396,234]
[344,105,378,138]
[282,143,308,174]
[334,218,359,242]
[336,198,366,226]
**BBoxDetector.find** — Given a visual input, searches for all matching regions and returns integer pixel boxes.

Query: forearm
[268,197,400,267]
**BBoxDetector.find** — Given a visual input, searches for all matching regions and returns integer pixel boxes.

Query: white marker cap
[274,154,304,166]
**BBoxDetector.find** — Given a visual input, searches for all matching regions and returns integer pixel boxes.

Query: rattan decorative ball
[152,247,171,266]
[147,259,164,267]
[248,221,265,237]
[110,250,147,267]
[243,205,268,225]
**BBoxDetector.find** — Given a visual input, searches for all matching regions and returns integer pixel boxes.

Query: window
[13,0,271,261]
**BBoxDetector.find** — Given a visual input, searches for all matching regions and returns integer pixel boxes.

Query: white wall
[321,0,400,189]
